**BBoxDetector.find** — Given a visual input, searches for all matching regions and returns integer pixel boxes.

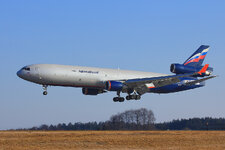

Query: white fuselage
[17,64,167,89]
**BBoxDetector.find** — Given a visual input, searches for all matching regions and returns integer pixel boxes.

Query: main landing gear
[126,94,141,100]
[113,91,125,102]
[42,85,48,95]
[113,91,141,102]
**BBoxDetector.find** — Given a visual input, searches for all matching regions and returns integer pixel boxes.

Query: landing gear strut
[42,85,48,95]
[113,91,125,102]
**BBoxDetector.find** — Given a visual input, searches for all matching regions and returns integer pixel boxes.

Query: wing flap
[184,75,217,86]
[152,77,180,87]
[134,85,149,95]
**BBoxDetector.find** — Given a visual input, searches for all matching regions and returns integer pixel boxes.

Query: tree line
[20,108,225,130]
[29,108,156,130]
[155,117,225,130]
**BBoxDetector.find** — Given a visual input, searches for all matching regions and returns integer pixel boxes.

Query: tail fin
[183,45,209,67]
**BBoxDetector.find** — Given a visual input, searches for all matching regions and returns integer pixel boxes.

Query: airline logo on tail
[183,45,209,66]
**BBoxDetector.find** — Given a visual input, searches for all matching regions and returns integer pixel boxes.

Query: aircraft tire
[113,97,118,102]
[130,95,136,99]
[119,97,125,102]
[126,96,131,100]
[43,91,48,95]
[135,95,141,100]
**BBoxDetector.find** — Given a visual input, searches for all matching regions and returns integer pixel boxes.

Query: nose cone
[17,69,23,78]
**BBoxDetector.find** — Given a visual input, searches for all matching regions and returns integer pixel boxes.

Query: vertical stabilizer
[183,45,209,67]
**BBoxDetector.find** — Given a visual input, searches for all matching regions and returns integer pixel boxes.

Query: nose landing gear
[42,85,48,95]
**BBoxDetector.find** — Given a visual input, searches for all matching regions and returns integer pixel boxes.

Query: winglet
[198,64,209,75]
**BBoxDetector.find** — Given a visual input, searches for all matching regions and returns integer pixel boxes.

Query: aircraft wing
[123,64,210,95]
[184,75,217,86]
[125,74,183,88]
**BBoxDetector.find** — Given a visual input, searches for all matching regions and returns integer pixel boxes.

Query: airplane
[17,45,216,102]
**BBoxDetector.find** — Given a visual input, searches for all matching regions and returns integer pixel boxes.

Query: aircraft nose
[17,69,23,78]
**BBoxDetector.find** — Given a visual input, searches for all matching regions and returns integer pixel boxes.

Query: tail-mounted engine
[170,63,213,76]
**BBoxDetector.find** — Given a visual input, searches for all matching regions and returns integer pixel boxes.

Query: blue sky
[0,0,225,130]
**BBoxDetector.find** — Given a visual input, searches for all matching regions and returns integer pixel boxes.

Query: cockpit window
[22,67,30,71]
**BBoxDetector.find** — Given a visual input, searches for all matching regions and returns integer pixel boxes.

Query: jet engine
[82,88,104,95]
[105,81,124,91]
[170,63,213,76]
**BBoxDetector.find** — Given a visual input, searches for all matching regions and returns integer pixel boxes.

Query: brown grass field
[0,131,225,150]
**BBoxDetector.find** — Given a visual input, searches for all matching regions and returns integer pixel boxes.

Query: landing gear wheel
[135,95,141,100]
[113,97,119,102]
[42,85,48,95]
[113,97,124,102]
[119,97,125,102]
[43,91,48,95]
[131,95,136,99]
[126,94,141,100]
[113,91,125,102]
[126,95,131,100]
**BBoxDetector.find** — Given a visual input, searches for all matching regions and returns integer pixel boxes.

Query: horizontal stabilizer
[198,64,209,75]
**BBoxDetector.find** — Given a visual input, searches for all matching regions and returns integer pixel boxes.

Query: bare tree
[109,108,155,130]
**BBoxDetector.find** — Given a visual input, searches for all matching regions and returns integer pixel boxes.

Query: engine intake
[105,81,124,91]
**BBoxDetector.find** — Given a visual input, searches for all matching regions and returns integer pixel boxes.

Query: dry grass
[0,131,225,150]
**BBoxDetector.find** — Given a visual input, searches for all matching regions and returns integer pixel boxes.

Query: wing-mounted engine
[82,88,106,95]
[105,81,124,91]
[170,63,213,77]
